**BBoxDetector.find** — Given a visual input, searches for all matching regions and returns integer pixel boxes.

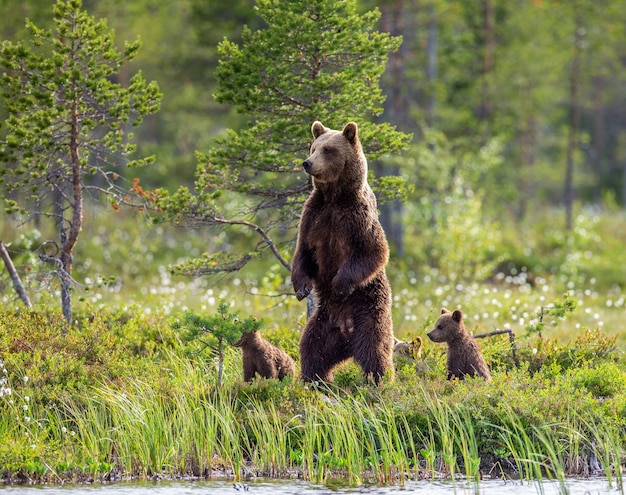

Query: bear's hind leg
[351,310,394,384]
[299,309,351,383]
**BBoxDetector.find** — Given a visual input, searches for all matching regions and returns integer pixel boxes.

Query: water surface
[0,478,621,495]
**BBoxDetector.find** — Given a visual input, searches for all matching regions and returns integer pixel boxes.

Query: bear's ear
[441,307,449,315]
[312,121,327,139]
[452,309,463,323]
[342,122,358,143]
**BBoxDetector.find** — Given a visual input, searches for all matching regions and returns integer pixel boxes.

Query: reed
[347,395,406,483]
[530,422,568,495]
[100,384,178,475]
[369,400,414,481]
[576,412,624,493]
[286,388,417,484]
[241,397,295,476]
[55,398,115,476]
[492,405,547,484]
[171,387,221,476]
[396,413,420,480]
[418,392,457,478]
[449,404,481,483]
[298,396,364,483]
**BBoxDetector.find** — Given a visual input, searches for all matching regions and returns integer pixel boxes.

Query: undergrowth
[0,306,624,488]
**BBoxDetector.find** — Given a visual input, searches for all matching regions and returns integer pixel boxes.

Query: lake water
[0,478,622,495]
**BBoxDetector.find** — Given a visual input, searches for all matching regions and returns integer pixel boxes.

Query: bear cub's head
[427,308,467,343]
[232,330,260,348]
[302,121,365,185]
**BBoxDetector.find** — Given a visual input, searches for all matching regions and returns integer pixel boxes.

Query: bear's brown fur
[427,308,491,380]
[291,121,394,384]
[233,330,295,382]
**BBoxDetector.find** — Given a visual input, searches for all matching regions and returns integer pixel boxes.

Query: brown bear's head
[427,308,465,343]
[232,330,260,347]
[302,121,366,185]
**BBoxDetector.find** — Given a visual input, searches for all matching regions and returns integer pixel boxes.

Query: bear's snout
[427,330,443,343]
[302,159,312,173]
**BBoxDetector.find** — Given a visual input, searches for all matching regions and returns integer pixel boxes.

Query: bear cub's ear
[452,309,463,323]
[342,122,358,143]
[312,121,327,139]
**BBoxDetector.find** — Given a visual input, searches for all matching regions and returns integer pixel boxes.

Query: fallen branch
[0,240,32,308]
[474,328,515,339]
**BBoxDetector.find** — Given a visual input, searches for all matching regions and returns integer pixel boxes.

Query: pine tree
[151,0,411,277]
[0,0,161,326]
[172,301,261,386]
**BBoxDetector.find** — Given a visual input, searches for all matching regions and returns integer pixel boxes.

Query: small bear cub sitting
[233,330,295,382]
[427,308,491,381]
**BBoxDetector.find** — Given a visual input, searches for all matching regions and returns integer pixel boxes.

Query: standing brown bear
[427,308,491,380]
[233,330,295,382]
[291,121,394,384]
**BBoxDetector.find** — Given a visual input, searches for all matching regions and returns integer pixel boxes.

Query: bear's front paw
[332,277,354,300]
[292,271,312,301]
[296,284,311,301]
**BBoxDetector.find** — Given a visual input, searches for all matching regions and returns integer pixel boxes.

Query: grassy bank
[1,206,626,487]
[0,307,624,489]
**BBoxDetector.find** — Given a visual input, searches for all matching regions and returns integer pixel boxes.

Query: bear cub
[393,336,423,360]
[427,308,491,381]
[233,330,295,382]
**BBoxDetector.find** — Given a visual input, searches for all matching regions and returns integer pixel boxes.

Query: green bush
[512,328,620,375]
[0,309,176,402]
[570,362,626,398]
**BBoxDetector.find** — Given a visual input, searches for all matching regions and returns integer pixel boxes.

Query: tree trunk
[518,114,536,220]
[59,97,84,326]
[590,78,605,205]
[565,23,583,232]
[0,241,32,308]
[623,158,626,210]
[376,0,408,256]
[480,0,495,133]
[426,3,437,126]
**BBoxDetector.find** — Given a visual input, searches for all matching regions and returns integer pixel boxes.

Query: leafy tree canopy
[149,0,412,278]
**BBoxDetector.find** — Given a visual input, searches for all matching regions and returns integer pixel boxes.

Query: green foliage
[0,0,161,198]
[170,250,258,277]
[0,309,171,403]
[522,329,619,375]
[172,300,259,350]
[1,306,626,484]
[400,128,504,280]
[570,362,626,398]
[154,0,411,276]
[1,1,626,483]
[525,292,578,337]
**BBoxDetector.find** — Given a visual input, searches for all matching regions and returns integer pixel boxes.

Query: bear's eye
[322,147,333,155]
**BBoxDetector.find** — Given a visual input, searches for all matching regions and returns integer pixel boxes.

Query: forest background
[1,0,626,338]
[2,0,626,483]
